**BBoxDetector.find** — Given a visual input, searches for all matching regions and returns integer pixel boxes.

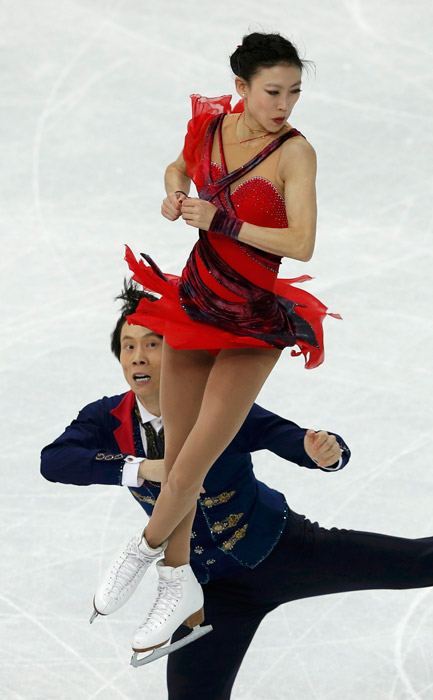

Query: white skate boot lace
[108,538,153,599]
[139,578,183,632]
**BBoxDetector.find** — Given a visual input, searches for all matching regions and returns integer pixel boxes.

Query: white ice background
[2,0,433,698]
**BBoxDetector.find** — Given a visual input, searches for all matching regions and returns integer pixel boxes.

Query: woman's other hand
[161,191,188,221]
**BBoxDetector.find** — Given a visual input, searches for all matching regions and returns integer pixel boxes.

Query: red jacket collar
[110,390,136,455]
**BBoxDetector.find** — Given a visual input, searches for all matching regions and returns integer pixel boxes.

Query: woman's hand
[181,197,217,230]
[161,191,188,221]
[304,430,342,468]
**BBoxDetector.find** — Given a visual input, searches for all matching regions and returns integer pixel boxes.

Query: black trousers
[167,508,433,700]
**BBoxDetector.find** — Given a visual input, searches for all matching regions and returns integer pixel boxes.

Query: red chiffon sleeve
[183,94,243,186]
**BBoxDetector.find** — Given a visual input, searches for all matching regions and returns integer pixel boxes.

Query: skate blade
[130,624,213,667]
[89,596,103,624]
[89,609,99,624]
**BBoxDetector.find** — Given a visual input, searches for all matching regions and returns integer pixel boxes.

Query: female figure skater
[93,32,339,659]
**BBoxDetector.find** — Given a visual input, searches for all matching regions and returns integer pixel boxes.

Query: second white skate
[130,560,213,666]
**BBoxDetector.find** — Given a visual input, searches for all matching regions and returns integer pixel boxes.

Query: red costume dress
[126,95,338,369]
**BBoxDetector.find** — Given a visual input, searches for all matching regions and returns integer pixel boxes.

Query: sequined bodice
[210,162,288,228]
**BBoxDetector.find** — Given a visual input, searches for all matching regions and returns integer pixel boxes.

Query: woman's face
[237,63,302,132]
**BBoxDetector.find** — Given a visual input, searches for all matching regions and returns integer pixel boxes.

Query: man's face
[119,322,162,406]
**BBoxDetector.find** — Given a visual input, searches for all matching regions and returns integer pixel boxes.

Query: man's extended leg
[223,508,433,613]
[165,509,433,698]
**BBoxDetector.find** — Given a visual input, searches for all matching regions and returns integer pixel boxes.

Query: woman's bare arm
[180,138,318,261]
[236,137,317,260]
[164,152,191,196]
[161,153,191,221]
[162,152,192,221]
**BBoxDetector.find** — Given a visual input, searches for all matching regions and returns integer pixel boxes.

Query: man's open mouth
[133,373,150,383]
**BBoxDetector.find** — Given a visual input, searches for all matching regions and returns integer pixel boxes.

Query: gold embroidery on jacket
[211,513,243,533]
[221,524,248,551]
[95,452,123,461]
[201,491,236,508]
[130,491,156,505]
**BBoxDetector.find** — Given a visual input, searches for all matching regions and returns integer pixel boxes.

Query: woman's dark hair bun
[230,32,307,81]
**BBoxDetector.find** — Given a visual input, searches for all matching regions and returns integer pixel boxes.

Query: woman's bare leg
[152,342,215,567]
[145,347,281,549]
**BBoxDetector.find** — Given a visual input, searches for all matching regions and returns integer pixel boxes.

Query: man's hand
[304,430,342,468]
[138,458,164,482]
[138,458,205,492]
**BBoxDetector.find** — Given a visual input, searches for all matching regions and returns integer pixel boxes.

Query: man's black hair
[111,279,159,360]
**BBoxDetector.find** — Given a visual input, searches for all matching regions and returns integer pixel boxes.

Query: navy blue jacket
[41,391,350,583]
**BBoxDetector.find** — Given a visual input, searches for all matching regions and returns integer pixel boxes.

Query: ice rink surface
[2,0,433,697]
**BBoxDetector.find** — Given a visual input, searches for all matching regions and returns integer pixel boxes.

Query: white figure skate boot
[90,530,167,623]
[130,560,213,667]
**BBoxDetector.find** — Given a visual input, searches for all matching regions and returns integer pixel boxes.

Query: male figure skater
[41,282,348,697]
[44,283,433,699]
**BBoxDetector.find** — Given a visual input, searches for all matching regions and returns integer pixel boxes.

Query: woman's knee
[167,467,202,501]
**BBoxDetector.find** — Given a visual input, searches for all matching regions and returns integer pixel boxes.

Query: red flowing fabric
[126,95,340,369]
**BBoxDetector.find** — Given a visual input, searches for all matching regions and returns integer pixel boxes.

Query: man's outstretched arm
[40,397,161,486]
[235,404,350,471]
